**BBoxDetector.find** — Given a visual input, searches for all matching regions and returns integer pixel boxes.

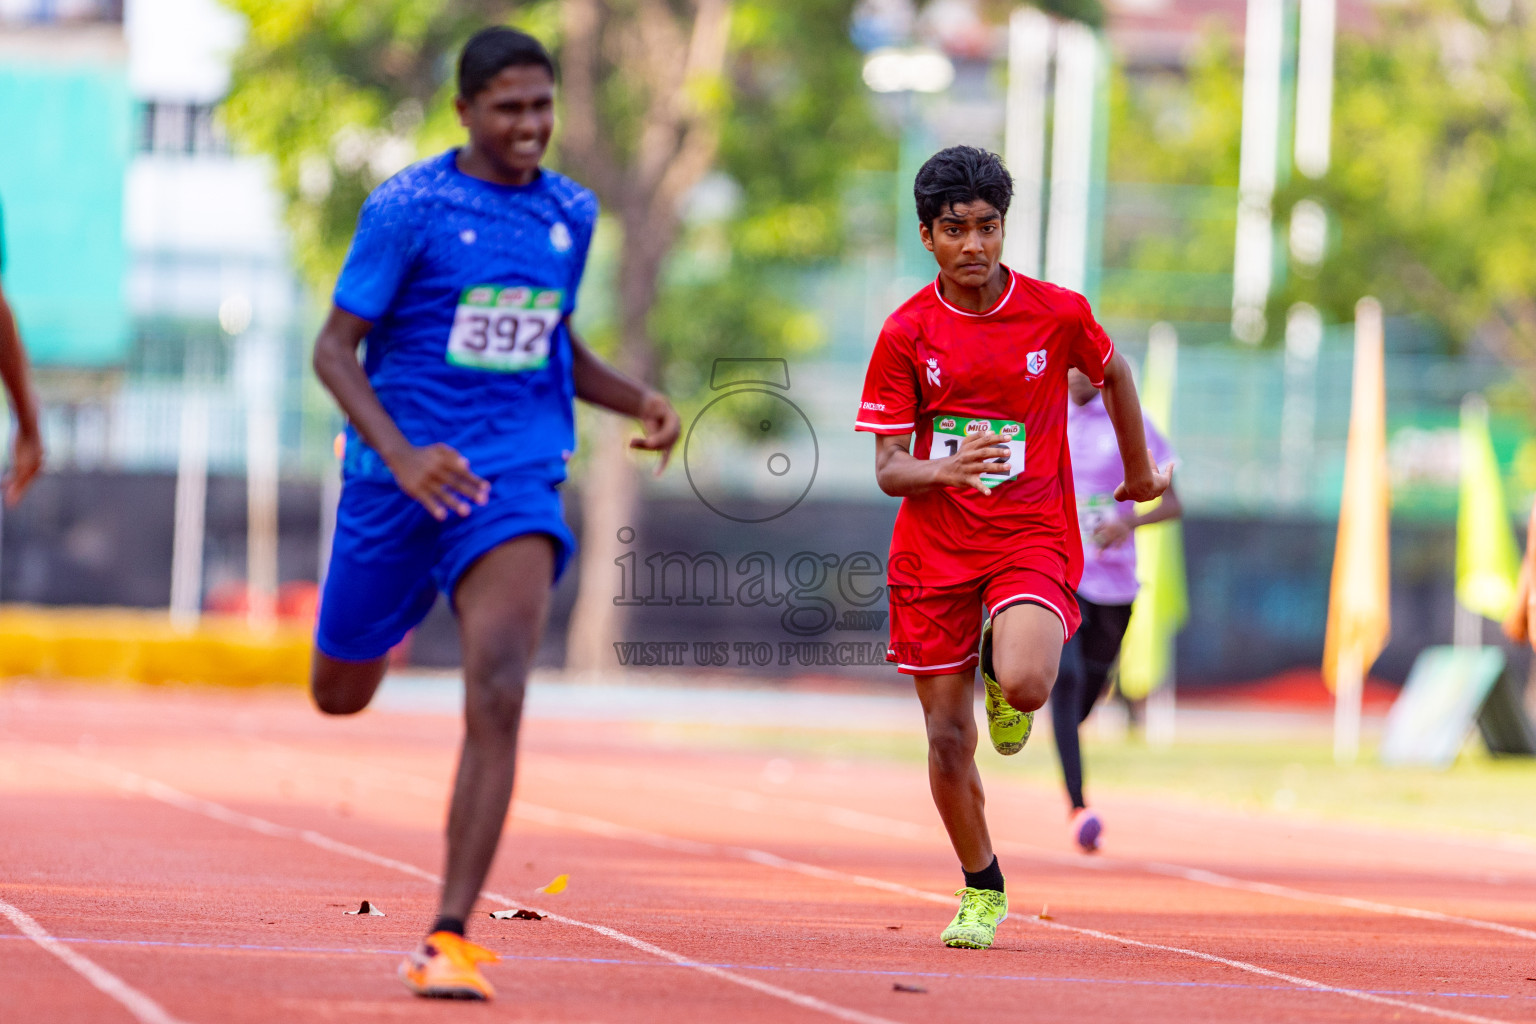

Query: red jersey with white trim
[855,269,1116,589]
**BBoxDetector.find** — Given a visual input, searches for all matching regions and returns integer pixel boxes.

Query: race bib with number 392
[446,285,564,373]
[927,414,1025,486]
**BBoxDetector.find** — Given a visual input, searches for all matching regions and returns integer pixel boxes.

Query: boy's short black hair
[458,27,556,99]
[913,146,1013,227]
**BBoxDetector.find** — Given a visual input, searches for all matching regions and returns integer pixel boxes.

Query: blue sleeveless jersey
[333,150,598,485]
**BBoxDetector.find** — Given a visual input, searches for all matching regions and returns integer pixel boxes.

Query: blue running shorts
[315,470,576,662]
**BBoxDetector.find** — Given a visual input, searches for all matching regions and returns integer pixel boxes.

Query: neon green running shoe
[941,887,1008,949]
[980,615,1032,755]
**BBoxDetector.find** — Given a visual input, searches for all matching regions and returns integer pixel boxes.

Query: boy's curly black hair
[913,146,1014,227]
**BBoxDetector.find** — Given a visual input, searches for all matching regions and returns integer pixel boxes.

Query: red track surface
[3,683,1535,1024]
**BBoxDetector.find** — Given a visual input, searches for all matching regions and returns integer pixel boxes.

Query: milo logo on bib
[927,413,1026,486]
[446,284,564,372]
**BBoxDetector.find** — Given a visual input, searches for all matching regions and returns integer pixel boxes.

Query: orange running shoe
[398,931,499,1000]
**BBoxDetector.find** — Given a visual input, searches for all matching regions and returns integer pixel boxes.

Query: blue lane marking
[0,933,1528,1003]
[0,934,414,957]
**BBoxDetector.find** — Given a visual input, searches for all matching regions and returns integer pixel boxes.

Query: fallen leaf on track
[893,983,927,994]
[537,874,568,895]
[886,924,902,931]
[345,900,385,916]
[490,909,545,921]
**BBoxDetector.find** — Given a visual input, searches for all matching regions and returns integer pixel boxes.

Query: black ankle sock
[430,916,465,937]
[963,856,1005,894]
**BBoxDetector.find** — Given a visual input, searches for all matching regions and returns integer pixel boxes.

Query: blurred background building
[0,0,321,612]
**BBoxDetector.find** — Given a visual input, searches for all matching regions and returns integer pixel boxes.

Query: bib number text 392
[446,285,563,373]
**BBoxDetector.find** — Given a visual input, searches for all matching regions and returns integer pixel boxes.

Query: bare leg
[989,601,1065,713]
[311,651,389,715]
[914,670,994,873]
[434,534,555,924]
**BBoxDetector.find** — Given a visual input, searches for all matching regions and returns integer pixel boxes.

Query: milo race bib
[446,285,564,372]
[927,414,1025,485]
[1078,493,1116,542]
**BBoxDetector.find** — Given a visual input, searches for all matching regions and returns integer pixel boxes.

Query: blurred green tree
[976,0,1105,27]
[222,0,528,289]
[1101,31,1243,322]
[220,0,892,666]
[647,2,895,394]
[1101,0,1536,361]
[558,0,891,666]
[1107,32,1241,189]
[1275,0,1536,368]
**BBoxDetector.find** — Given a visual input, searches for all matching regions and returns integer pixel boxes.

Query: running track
[3,681,1536,1023]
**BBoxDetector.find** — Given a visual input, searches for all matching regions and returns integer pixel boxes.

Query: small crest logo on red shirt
[926,358,941,387]
[1025,350,1047,378]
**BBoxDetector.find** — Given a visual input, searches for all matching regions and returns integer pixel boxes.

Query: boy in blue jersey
[309,28,680,1000]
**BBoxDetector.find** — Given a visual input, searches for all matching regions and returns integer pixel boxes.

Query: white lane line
[0,896,192,1024]
[210,738,1536,950]
[516,803,943,905]
[1138,862,1536,943]
[229,738,1536,973]
[47,740,1516,1023]
[524,758,1536,945]
[48,753,900,1024]
[532,908,898,1024]
[1026,917,1514,1024]
[505,806,1514,1024]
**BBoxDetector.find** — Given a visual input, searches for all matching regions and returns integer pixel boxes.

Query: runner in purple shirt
[1058,367,1180,851]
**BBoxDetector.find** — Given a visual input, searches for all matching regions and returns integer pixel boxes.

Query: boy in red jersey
[855,147,1170,949]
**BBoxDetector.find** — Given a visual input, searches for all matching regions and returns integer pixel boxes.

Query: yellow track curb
[0,605,312,686]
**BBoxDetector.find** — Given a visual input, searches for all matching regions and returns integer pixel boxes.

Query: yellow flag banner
[1455,395,1521,622]
[1322,298,1391,691]
[1120,323,1188,700]
[1120,522,1187,699]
